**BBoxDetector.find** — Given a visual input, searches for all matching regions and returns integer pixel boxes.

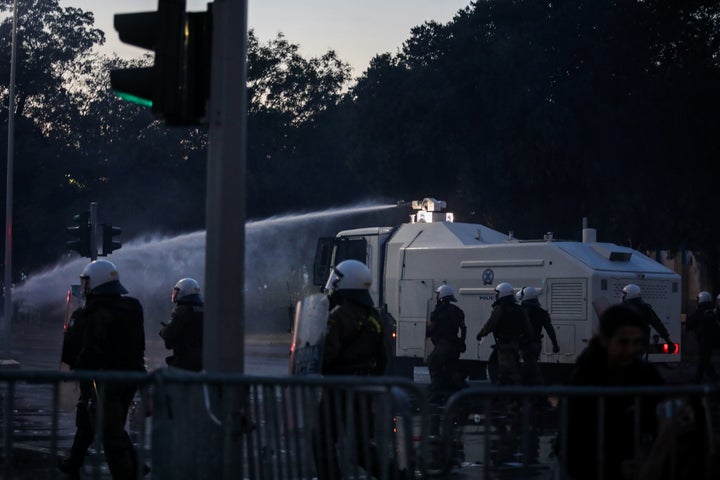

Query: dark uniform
[686,300,720,383]
[477,296,532,385]
[314,292,388,480]
[62,289,145,480]
[60,306,95,476]
[426,300,467,401]
[321,301,387,376]
[159,295,204,371]
[520,299,559,385]
[624,297,675,356]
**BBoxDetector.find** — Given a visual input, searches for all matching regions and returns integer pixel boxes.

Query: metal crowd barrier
[438,383,720,480]
[1,369,718,480]
[0,369,429,480]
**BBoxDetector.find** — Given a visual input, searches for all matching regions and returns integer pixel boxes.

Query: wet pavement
[2,320,718,479]
[1,322,293,479]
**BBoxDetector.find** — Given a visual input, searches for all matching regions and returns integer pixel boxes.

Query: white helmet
[519,286,539,301]
[173,278,201,303]
[436,284,457,302]
[698,291,712,304]
[621,284,641,300]
[80,259,127,295]
[494,282,514,300]
[325,259,372,293]
[325,259,373,307]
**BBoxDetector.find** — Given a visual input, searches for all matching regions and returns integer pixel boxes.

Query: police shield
[59,284,83,411]
[289,293,329,375]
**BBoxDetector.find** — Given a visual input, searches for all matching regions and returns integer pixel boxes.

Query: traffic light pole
[204,0,247,374]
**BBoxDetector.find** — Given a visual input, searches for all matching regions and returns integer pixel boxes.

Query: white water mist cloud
[15,201,405,333]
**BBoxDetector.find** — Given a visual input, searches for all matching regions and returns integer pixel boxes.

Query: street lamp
[2,0,19,366]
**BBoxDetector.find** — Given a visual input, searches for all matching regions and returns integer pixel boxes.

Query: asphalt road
[2,318,717,479]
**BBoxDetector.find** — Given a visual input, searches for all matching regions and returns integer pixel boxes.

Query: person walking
[687,291,720,383]
[562,303,664,480]
[59,260,146,480]
[476,282,532,386]
[517,286,560,386]
[159,278,204,371]
[622,284,676,356]
[426,284,467,403]
[313,259,389,480]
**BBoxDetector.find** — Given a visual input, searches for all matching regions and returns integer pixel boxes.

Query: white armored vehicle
[313,197,681,378]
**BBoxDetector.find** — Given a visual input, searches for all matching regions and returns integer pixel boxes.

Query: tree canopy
[0,0,719,289]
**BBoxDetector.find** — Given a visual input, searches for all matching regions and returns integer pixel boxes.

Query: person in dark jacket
[477,282,533,386]
[562,303,664,480]
[159,278,204,371]
[59,260,146,480]
[426,284,467,402]
[314,259,389,480]
[517,286,560,386]
[686,291,720,383]
[622,284,676,356]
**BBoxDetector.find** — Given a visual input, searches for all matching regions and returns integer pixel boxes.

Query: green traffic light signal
[110,0,211,125]
[114,92,153,108]
[110,0,184,118]
[110,67,155,107]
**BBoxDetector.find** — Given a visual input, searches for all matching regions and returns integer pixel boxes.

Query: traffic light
[101,225,122,256]
[66,212,91,258]
[110,0,212,125]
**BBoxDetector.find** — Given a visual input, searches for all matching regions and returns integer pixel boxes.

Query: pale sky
[60,0,471,75]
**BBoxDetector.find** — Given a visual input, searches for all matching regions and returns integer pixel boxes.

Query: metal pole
[204,0,247,373]
[90,202,98,261]
[2,0,19,362]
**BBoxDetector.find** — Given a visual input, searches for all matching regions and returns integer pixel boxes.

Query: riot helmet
[436,284,457,302]
[80,259,128,296]
[494,282,514,300]
[173,278,202,303]
[519,286,539,301]
[324,259,373,307]
[621,284,641,301]
[697,291,712,304]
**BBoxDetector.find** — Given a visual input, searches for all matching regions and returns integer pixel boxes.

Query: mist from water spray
[249,203,397,229]
[15,201,402,333]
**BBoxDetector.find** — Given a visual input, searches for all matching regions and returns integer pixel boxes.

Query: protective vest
[322,301,387,376]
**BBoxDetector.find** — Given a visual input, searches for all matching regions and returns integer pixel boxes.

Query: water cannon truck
[313,197,681,379]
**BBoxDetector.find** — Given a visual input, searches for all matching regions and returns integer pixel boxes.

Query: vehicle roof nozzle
[409,197,453,223]
[411,198,446,212]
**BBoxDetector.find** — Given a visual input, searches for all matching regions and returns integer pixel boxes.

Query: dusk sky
[61,0,471,75]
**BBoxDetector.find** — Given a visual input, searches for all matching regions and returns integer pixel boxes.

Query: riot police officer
[314,259,388,479]
[517,286,560,386]
[687,291,720,383]
[622,284,677,356]
[476,282,533,385]
[59,260,145,480]
[426,284,467,402]
[160,278,204,371]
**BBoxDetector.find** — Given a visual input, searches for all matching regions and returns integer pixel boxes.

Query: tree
[245,31,353,216]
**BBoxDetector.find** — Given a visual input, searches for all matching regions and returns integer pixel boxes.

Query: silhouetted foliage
[1,0,720,291]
